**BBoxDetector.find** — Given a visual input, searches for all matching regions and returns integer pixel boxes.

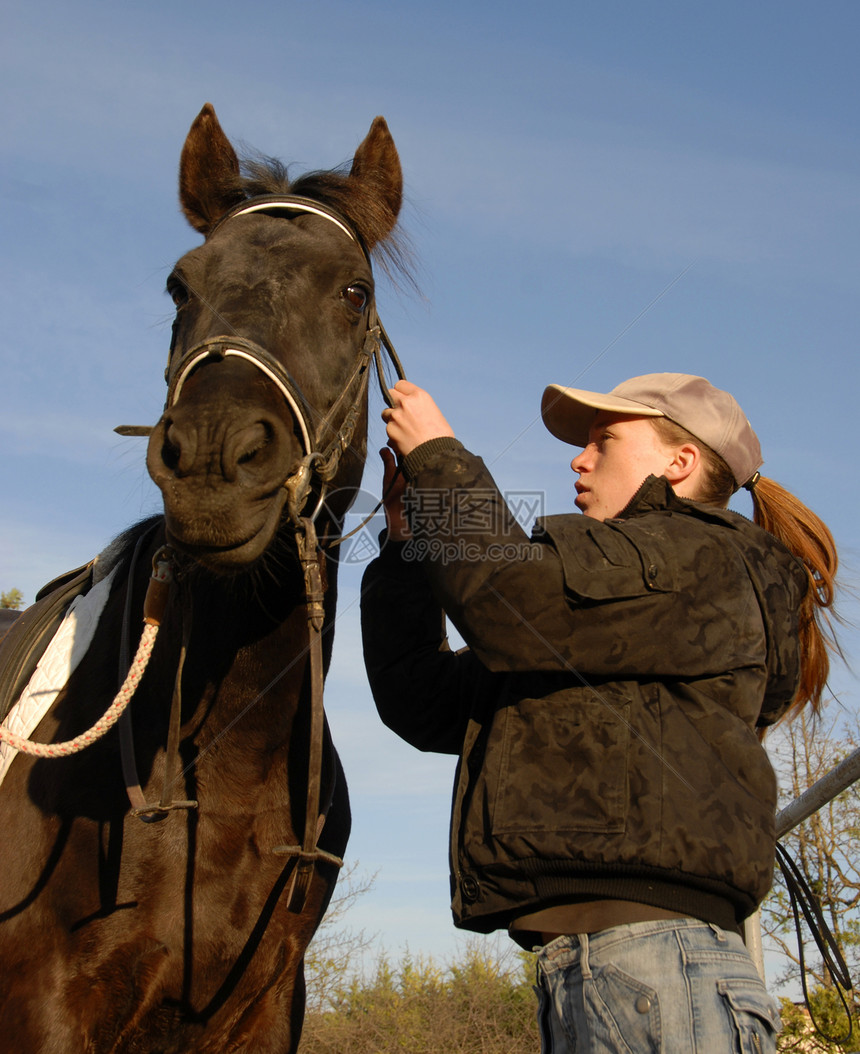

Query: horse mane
[233,155,415,289]
[95,515,164,582]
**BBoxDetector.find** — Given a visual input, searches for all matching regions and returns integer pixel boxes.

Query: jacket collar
[617,474,807,589]
[617,474,741,528]
[615,475,679,518]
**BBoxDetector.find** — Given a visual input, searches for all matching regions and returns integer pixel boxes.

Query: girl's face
[571,412,680,520]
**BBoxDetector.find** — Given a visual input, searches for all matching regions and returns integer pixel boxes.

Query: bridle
[114,195,407,909]
[122,193,406,525]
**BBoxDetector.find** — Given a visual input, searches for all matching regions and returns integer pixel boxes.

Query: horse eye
[168,278,188,309]
[342,285,368,312]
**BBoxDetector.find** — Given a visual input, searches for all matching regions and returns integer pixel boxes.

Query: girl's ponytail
[748,475,840,718]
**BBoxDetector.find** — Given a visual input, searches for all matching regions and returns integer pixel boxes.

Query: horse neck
[158,538,340,730]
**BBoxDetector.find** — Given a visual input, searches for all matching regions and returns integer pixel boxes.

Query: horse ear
[179,104,245,235]
[349,116,403,246]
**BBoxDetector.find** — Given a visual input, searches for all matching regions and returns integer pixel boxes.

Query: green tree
[299,861,538,1052]
[299,939,537,1053]
[778,990,854,1053]
[762,702,860,1050]
[0,588,23,609]
[303,861,378,1016]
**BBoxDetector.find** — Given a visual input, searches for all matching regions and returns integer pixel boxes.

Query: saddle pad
[0,565,117,787]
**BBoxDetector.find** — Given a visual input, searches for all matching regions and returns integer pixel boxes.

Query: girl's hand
[378,447,410,541]
[381,380,455,458]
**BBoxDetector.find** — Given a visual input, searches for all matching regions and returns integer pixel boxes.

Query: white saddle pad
[0,565,117,786]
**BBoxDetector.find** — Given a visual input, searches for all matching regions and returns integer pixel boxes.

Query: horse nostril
[161,419,192,475]
[162,438,181,472]
[235,421,274,467]
[237,442,262,466]
[222,420,277,482]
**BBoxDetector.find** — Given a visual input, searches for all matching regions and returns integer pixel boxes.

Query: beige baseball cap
[541,373,762,488]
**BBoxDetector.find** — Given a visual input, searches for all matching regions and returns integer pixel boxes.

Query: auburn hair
[651,417,839,720]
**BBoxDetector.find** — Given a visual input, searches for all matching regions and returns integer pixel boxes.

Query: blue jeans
[534,919,781,1053]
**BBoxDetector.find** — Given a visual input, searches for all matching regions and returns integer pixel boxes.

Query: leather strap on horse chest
[115,529,341,897]
[118,538,197,820]
[274,515,344,912]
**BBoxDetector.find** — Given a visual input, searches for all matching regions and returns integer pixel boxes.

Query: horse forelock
[229,155,415,290]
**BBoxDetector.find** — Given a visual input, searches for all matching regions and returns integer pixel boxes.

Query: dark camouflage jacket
[361,439,807,936]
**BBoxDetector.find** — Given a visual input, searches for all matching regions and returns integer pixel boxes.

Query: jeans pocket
[589,963,661,1053]
[717,978,781,1054]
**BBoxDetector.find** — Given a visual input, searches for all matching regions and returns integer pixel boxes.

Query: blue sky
[2,0,859,983]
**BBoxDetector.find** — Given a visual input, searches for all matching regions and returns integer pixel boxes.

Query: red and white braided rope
[0,622,159,759]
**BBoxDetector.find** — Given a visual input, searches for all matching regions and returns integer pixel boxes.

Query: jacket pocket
[489,687,630,835]
[541,516,677,602]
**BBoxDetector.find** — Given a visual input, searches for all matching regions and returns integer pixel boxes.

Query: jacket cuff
[372,532,424,575]
[402,437,465,481]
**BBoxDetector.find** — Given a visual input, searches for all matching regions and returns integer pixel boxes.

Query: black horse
[0,104,404,1053]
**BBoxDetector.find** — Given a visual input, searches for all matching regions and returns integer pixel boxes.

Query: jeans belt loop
[579,932,592,981]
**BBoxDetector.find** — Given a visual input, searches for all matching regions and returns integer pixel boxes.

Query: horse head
[146,104,403,571]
